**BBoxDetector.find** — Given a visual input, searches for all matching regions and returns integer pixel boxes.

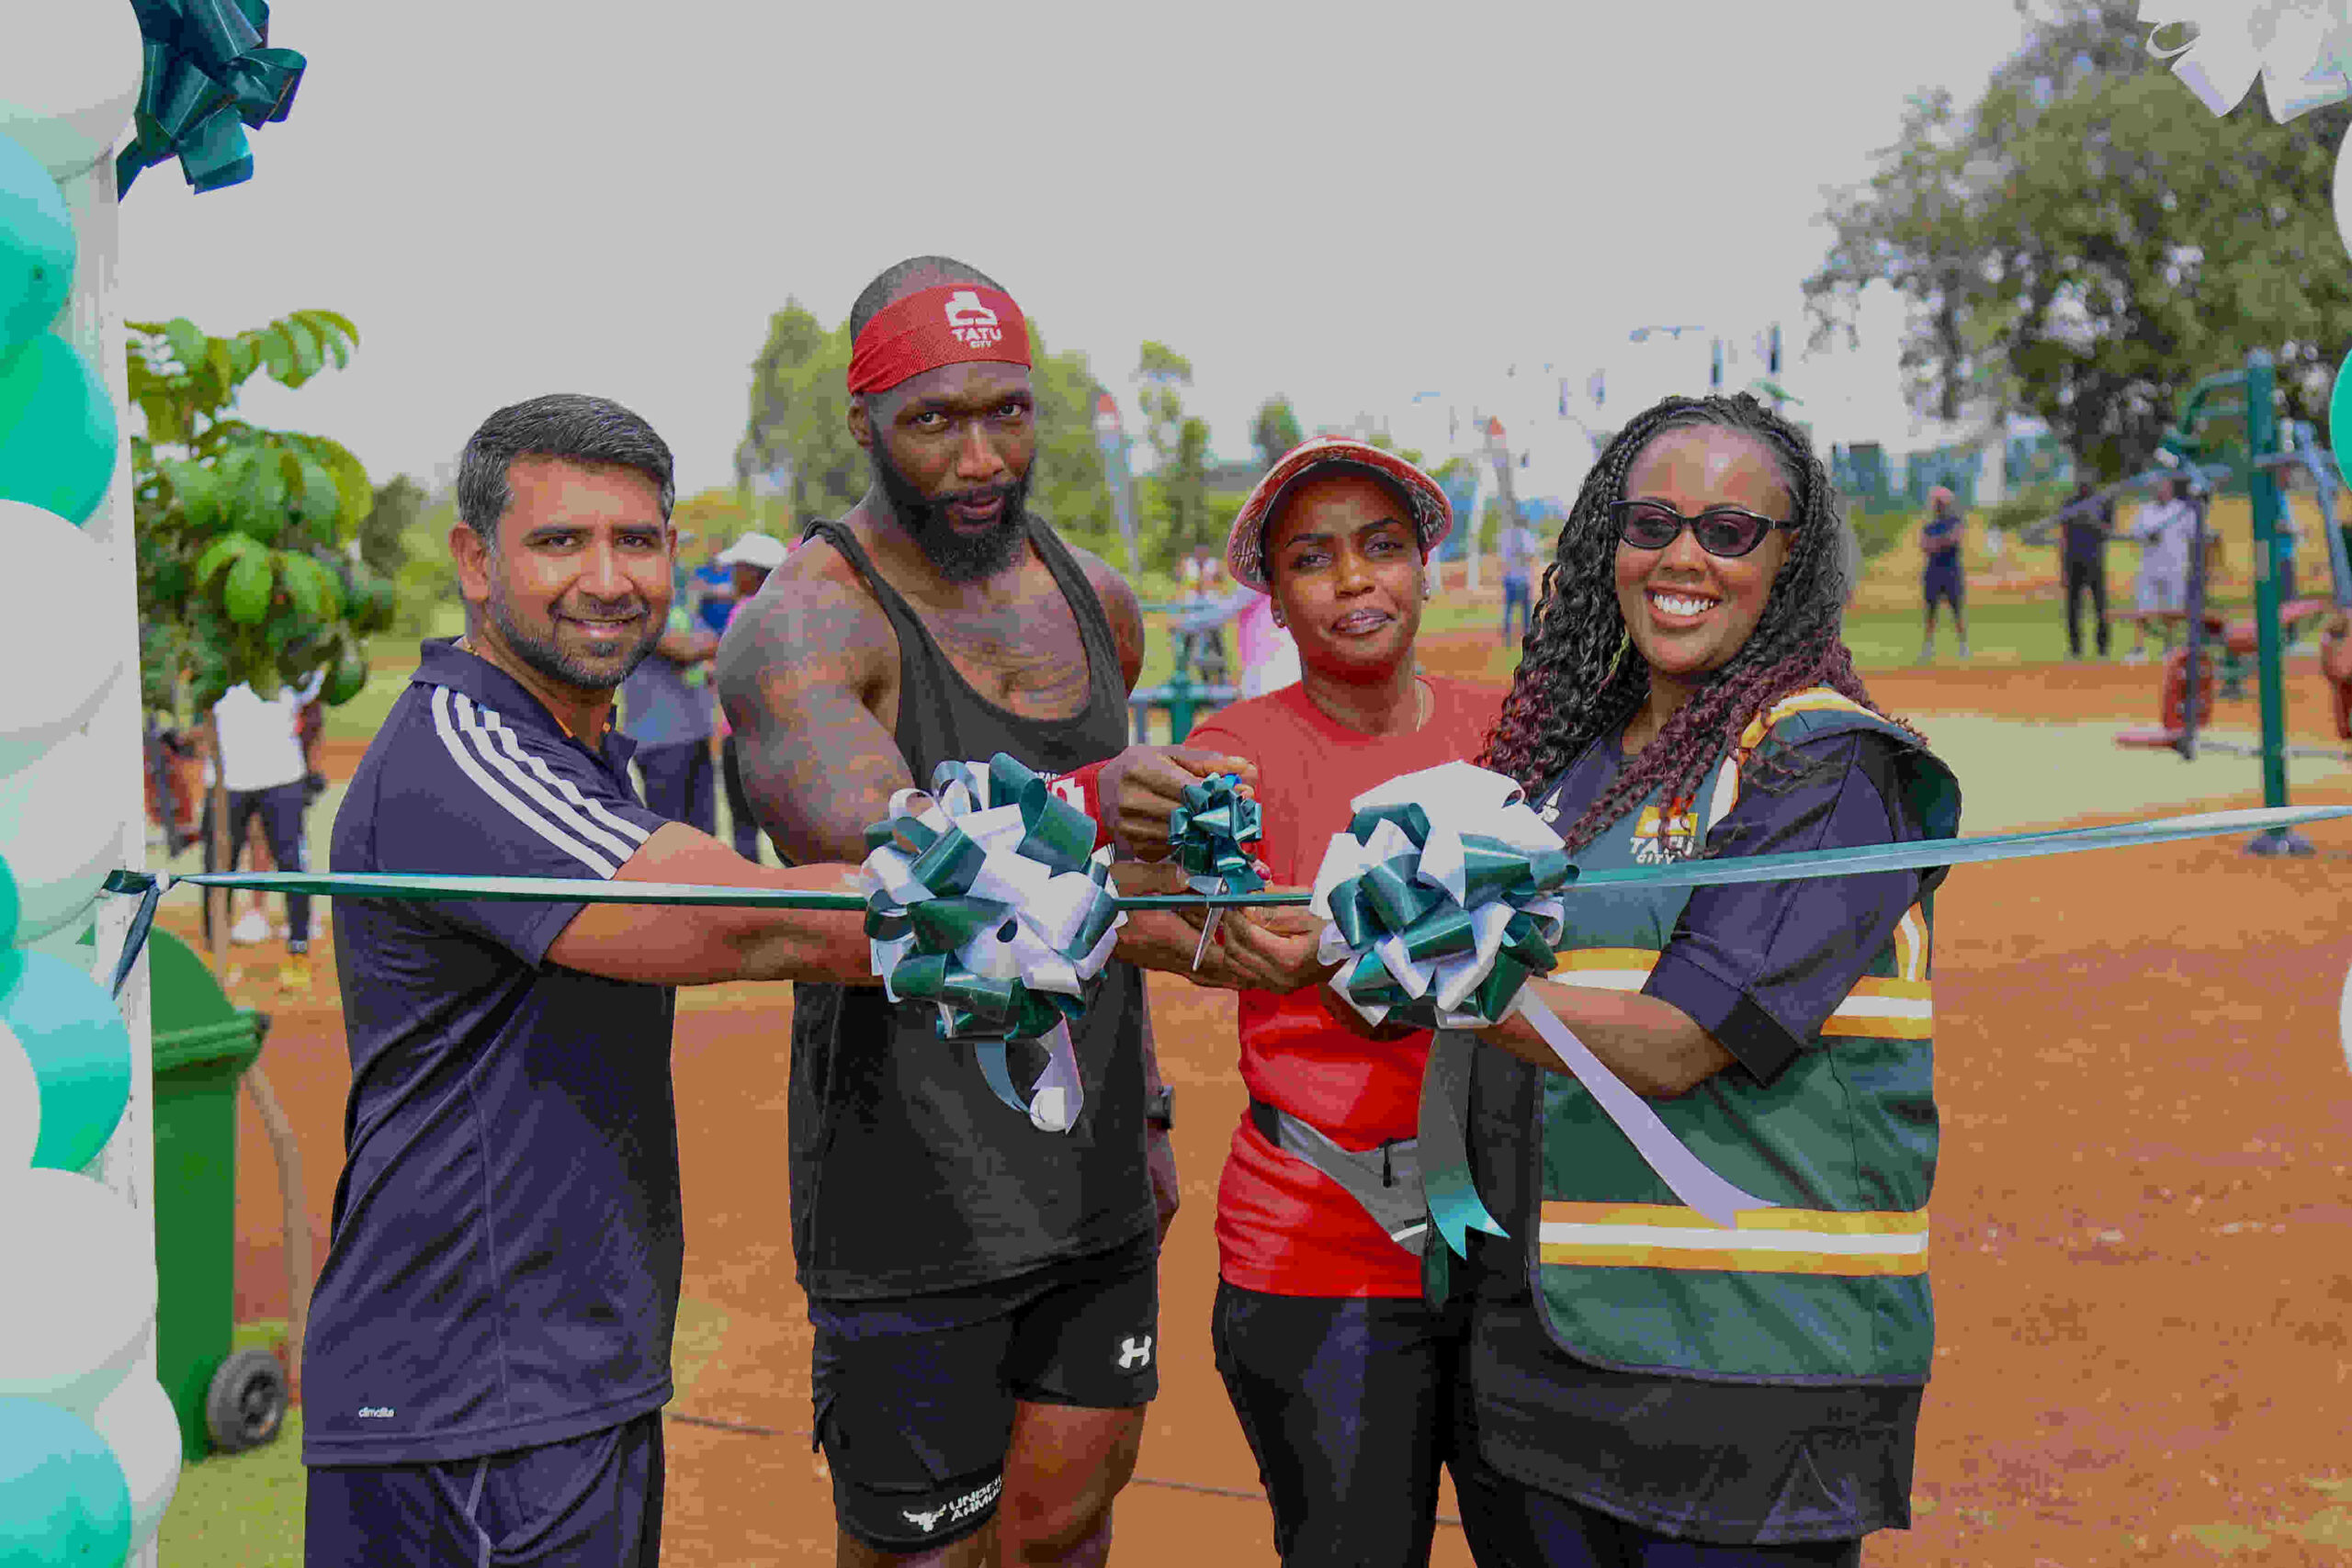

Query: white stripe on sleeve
[472,705,652,847]
[447,693,641,864]
[429,687,618,877]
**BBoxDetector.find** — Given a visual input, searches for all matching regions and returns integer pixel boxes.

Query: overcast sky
[114,1,2059,499]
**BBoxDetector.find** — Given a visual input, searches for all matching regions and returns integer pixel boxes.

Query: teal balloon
[0,336,115,526]
[2333,352,2352,468]
[0,847,18,947]
[0,1397,132,1566]
[0,952,130,1173]
[0,134,73,358]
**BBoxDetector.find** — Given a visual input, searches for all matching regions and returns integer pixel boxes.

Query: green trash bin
[148,927,288,1462]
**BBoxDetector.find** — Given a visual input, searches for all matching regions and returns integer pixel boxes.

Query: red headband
[845,284,1033,395]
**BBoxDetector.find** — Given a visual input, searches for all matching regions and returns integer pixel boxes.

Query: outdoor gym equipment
[2097,353,2352,853]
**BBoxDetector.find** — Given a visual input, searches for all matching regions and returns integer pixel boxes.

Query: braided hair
[1480,392,1919,859]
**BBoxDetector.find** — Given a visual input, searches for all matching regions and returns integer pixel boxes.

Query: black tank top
[787,515,1153,1300]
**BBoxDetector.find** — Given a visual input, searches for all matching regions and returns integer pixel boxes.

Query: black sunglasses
[1608,499,1792,559]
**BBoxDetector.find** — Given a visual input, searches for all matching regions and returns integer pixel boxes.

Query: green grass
[158,1331,304,1568]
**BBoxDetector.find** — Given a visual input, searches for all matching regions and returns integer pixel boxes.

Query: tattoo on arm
[1075,546,1147,694]
[716,574,912,865]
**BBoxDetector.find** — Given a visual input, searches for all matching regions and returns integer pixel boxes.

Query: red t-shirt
[1184,676,1504,1297]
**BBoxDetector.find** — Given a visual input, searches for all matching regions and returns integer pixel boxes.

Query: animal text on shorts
[902,1475,1003,1535]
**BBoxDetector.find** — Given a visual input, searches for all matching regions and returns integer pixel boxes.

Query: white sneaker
[231,909,271,946]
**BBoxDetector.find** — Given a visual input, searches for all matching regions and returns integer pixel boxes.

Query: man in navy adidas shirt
[304,394,873,1565]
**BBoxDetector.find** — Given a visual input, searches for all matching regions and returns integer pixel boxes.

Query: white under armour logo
[1118,1335,1153,1370]
[944,289,1003,348]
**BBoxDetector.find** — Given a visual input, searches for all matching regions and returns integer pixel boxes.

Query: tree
[1136,342,1208,561]
[1806,0,2352,478]
[358,474,424,580]
[129,310,390,718]
[1023,324,1118,558]
[740,301,863,519]
[1365,431,1428,469]
[1251,396,1304,468]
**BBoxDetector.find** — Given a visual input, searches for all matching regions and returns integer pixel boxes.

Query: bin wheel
[205,1347,288,1453]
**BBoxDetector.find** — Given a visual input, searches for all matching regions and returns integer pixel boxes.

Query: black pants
[633,739,715,835]
[1212,1280,1468,1567]
[2063,556,2109,657]
[200,781,310,950]
[720,735,762,863]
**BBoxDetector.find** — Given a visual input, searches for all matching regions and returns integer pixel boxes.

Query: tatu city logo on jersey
[1630,801,1698,864]
[944,290,1003,349]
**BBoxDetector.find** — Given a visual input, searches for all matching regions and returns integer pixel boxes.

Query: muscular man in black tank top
[716,256,1257,1568]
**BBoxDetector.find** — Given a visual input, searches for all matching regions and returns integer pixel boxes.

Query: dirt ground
[192,640,2352,1565]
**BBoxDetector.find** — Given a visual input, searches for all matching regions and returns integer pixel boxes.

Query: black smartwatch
[1144,1087,1174,1130]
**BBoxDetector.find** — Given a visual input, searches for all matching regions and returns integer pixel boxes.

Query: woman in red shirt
[1183,437,1502,1567]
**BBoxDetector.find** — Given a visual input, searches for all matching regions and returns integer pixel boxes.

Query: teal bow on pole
[117,0,306,196]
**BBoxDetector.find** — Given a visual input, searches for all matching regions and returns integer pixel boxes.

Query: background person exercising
[718,256,1248,1568]
[304,394,875,1567]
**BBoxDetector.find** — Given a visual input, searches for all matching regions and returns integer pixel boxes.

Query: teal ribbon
[1169,773,1264,894]
[1320,802,1571,1032]
[861,754,1125,1131]
[1169,772,1263,967]
[118,0,306,196]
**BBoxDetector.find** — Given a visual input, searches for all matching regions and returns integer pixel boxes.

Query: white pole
[57,142,158,1568]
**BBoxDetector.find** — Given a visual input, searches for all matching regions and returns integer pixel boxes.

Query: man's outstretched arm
[544,823,872,986]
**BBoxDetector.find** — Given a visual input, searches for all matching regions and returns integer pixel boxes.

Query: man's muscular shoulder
[1059,536,1145,691]
[716,525,896,714]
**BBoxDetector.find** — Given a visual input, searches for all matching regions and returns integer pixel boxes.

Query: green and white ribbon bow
[1309,761,1774,1250]
[862,754,1125,1133]
[118,0,307,195]
[1169,772,1262,969]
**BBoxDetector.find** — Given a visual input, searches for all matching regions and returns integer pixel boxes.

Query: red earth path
[209,644,2352,1564]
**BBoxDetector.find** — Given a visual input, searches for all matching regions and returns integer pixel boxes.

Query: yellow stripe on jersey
[1539,1201,1930,1276]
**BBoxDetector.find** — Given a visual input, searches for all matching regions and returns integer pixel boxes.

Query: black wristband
[1144,1087,1174,1130]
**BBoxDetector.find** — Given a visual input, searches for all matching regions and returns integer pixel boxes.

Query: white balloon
[2340,954,2352,1079]
[0,1167,156,1418]
[0,1019,36,1169]
[0,0,145,179]
[0,503,125,783]
[0,726,118,942]
[90,1372,179,1551]
[2336,121,2352,265]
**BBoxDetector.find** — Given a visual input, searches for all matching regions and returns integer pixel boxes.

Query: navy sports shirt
[303,638,682,1467]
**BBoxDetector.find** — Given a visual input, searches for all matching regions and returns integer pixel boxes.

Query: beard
[486,572,664,693]
[870,442,1032,585]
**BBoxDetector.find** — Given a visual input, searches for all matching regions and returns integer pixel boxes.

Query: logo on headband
[944,291,1002,349]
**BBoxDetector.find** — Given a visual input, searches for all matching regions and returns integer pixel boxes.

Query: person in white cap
[712,531,790,860]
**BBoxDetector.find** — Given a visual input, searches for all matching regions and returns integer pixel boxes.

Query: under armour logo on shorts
[1118,1335,1153,1371]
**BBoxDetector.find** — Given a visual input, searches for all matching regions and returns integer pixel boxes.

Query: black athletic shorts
[808,1233,1159,1552]
[1212,1280,1469,1568]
